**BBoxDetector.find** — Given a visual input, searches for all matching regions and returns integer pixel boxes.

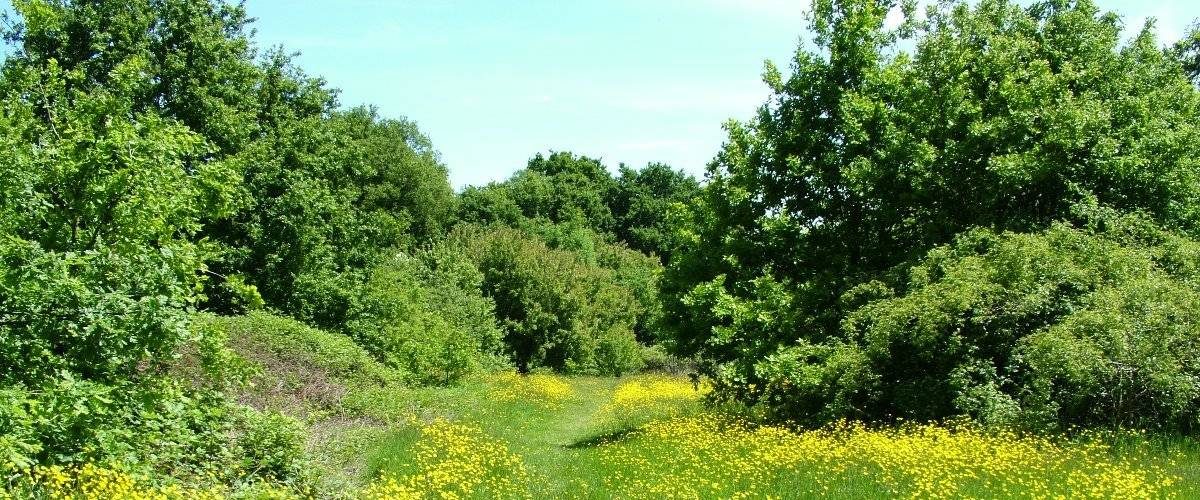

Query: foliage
[451,225,644,375]
[458,152,699,261]
[841,216,1200,430]
[0,376,272,485]
[663,0,1200,429]
[0,2,260,485]
[235,410,307,485]
[1,1,459,328]
[1,0,262,154]
[609,163,700,260]
[0,0,449,491]
[1177,21,1200,86]
[523,220,666,342]
[0,56,232,386]
[212,82,458,328]
[345,248,505,386]
[460,152,619,234]
[696,215,1200,430]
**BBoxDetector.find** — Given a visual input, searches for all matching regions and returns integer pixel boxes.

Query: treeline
[0,0,695,489]
[5,0,1200,494]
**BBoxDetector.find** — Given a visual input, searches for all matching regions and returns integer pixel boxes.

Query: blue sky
[241,0,1200,189]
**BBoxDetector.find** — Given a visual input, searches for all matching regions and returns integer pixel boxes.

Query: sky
[11,1,1197,189]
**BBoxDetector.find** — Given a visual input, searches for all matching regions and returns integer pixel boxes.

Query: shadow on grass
[566,427,639,449]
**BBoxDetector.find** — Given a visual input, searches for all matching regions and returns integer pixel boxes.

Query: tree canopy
[663,0,1200,430]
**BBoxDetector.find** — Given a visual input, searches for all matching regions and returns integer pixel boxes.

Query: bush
[638,345,695,375]
[450,225,644,376]
[748,217,1200,430]
[0,377,254,483]
[235,409,307,485]
[524,220,666,342]
[345,248,506,386]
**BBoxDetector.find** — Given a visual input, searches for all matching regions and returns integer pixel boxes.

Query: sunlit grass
[589,415,1180,499]
[13,373,1195,499]
[355,372,1197,499]
[590,373,708,437]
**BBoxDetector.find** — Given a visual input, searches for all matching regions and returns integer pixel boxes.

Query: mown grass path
[353,374,1196,499]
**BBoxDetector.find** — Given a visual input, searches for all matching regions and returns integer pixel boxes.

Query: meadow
[10,369,1197,499]
[346,374,1200,499]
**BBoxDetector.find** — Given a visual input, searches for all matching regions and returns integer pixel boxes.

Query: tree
[665,0,1200,428]
[341,106,457,242]
[0,55,238,386]
[1176,21,1200,85]
[3,0,262,153]
[609,162,700,260]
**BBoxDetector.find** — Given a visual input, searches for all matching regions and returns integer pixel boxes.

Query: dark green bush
[451,225,644,375]
[748,218,1200,430]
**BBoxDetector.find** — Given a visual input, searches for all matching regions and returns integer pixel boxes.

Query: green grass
[317,373,1200,499]
[204,313,1200,499]
[359,375,626,497]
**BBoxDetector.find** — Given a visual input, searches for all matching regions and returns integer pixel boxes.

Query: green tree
[458,152,618,234]
[0,56,237,385]
[210,55,458,326]
[665,0,1200,428]
[3,0,262,153]
[342,106,457,241]
[1176,21,1200,85]
[609,162,700,260]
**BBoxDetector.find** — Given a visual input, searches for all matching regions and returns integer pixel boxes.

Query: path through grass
[340,373,1197,499]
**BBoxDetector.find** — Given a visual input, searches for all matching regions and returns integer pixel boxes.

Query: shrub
[450,225,644,376]
[345,249,505,386]
[235,409,307,485]
[0,376,267,485]
[524,220,666,342]
[748,218,1200,430]
[638,344,695,375]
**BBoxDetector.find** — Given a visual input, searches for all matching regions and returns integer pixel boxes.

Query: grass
[324,373,1199,499]
[175,314,1200,498]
